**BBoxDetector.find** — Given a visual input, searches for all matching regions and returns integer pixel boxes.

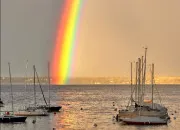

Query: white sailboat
[14,65,49,116]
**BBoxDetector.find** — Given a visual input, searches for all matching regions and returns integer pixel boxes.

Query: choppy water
[0,84,180,130]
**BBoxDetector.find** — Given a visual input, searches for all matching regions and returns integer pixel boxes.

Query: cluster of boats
[0,62,62,123]
[116,48,170,125]
[0,48,172,126]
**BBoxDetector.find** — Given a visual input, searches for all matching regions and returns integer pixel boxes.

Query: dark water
[0,84,180,130]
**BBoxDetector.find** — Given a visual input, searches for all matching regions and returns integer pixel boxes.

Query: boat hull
[14,112,48,116]
[117,106,169,122]
[14,108,49,116]
[37,105,62,112]
[46,106,62,112]
[121,116,168,125]
[123,121,167,125]
[0,116,27,123]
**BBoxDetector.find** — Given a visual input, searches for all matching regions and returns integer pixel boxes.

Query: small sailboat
[14,65,49,116]
[0,62,27,123]
[38,62,62,112]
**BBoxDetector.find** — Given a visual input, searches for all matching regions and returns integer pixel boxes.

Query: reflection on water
[0,85,180,130]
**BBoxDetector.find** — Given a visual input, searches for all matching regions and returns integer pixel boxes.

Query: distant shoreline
[1,77,180,84]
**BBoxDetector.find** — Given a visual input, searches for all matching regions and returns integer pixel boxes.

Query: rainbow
[51,0,84,84]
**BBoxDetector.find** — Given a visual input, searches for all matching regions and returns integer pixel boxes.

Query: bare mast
[24,60,28,107]
[25,60,28,94]
[135,62,138,103]
[151,63,154,109]
[138,58,141,105]
[8,62,14,113]
[48,62,51,108]
[33,65,37,107]
[143,48,147,101]
[141,56,144,104]
[130,62,133,106]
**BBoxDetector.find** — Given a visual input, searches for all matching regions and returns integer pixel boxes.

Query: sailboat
[38,62,62,112]
[116,48,170,125]
[14,65,49,116]
[121,63,169,125]
[0,62,27,123]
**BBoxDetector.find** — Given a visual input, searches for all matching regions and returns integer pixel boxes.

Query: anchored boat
[27,62,62,112]
[116,48,170,125]
[14,65,49,116]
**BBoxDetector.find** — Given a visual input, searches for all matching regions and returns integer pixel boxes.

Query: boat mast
[25,60,28,94]
[33,65,37,107]
[141,56,144,104]
[130,62,133,106]
[151,63,154,109]
[138,58,141,105]
[143,48,147,101]
[135,62,138,103]
[8,62,14,113]
[25,60,28,107]
[48,62,51,108]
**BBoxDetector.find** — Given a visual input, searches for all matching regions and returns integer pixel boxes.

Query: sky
[1,0,180,77]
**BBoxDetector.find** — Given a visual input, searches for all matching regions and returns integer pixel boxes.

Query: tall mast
[24,60,28,107]
[33,65,37,107]
[143,48,147,98]
[130,62,133,106]
[151,63,154,109]
[48,62,51,108]
[138,58,141,105]
[25,60,28,94]
[8,62,14,113]
[141,56,144,103]
[135,62,138,102]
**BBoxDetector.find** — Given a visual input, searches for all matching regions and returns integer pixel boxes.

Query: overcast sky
[1,0,180,77]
